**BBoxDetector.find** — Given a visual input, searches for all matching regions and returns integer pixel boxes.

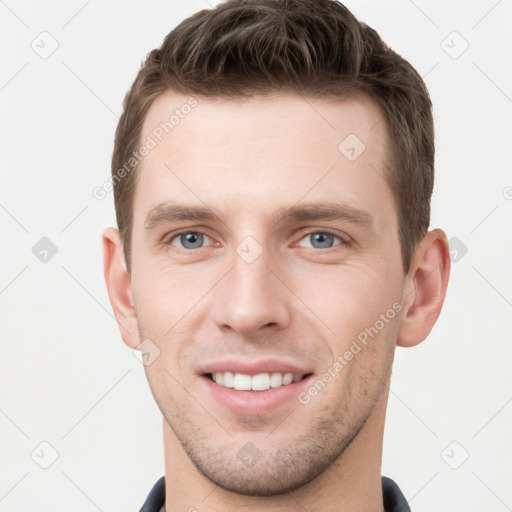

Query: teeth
[233,373,252,390]
[252,373,270,390]
[211,371,304,391]
[270,372,283,388]
[283,373,293,385]
[223,371,234,387]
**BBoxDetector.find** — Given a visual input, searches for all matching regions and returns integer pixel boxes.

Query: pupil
[182,232,203,249]
[312,233,333,248]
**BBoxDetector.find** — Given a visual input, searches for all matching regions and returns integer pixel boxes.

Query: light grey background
[1,1,511,511]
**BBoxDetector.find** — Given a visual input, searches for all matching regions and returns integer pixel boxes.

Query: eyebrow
[144,201,375,231]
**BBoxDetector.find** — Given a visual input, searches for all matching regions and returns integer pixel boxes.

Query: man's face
[129,92,407,494]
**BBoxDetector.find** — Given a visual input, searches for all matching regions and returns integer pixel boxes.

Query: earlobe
[102,227,140,349]
[397,229,451,347]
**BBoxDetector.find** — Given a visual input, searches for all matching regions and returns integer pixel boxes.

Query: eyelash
[293,229,351,249]
[163,229,351,250]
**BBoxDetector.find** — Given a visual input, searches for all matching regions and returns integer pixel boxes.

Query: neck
[161,390,388,512]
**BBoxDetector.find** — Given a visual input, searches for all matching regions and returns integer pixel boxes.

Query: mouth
[198,359,314,414]
[206,371,312,391]
[200,369,314,415]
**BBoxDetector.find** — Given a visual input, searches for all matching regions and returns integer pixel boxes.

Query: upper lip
[199,359,313,376]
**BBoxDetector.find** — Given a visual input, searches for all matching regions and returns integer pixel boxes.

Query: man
[102,0,450,510]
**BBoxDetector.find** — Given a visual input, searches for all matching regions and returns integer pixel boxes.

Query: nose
[211,246,291,338]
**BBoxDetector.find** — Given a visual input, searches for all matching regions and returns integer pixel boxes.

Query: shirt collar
[139,475,410,512]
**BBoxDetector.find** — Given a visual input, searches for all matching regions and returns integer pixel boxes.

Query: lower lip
[200,374,312,415]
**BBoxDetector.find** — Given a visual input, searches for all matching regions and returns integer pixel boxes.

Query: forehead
[134,91,395,231]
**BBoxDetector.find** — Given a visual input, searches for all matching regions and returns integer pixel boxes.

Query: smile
[208,371,308,391]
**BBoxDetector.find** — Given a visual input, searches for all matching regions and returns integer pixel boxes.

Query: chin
[191,456,323,496]
[175,422,360,497]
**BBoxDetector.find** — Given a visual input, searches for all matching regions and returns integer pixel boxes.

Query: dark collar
[139,475,410,512]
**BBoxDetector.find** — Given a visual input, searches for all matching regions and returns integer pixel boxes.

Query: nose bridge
[212,240,290,336]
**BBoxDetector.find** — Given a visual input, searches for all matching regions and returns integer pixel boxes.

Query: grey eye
[172,232,208,249]
[298,232,342,249]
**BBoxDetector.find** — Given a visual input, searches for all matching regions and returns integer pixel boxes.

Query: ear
[102,227,140,349]
[397,229,451,347]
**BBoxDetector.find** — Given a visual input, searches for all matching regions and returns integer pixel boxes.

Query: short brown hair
[112,0,434,275]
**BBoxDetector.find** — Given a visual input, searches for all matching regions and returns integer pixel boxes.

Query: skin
[103,92,450,512]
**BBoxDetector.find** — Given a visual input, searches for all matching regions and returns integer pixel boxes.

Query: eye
[296,230,347,249]
[168,231,214,250]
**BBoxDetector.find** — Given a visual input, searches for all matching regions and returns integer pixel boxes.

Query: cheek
[289,262,403,346]
[133,263,205,325]
[132,267,209,374]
